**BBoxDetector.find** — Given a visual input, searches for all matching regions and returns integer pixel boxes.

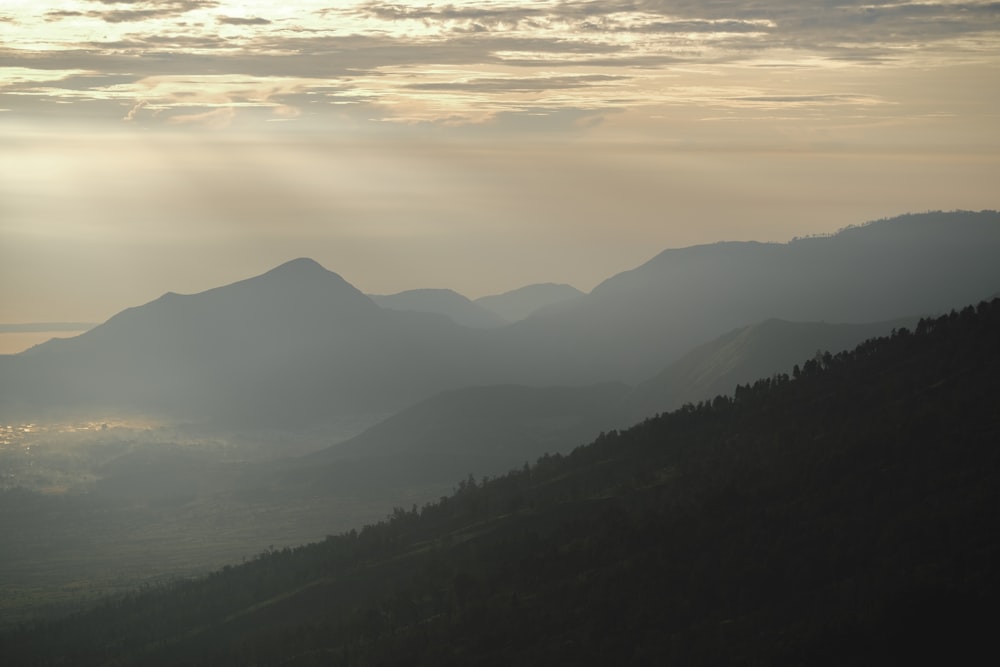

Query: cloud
[45,11,87,21]
[405,74,627,93]
[83,0,220,24]
[718,93,889,110]
[86,0,217,7]
[218,16,272,26]
[123,99,148,121]
[2,1,998,131]
[355,2,546,23]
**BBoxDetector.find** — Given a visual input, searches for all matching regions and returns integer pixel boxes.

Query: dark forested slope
[4,299,1000,666]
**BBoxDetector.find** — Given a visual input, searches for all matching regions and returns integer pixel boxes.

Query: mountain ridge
[2,210,999,425]
[495,209,1000,385]
[369,288,505,328]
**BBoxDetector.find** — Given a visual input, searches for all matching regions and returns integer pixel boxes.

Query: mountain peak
[147,256,377,321]
[242,257,360,294]
[264,257,328,276]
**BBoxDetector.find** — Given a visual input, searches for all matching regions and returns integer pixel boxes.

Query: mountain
[474,283,584,323]
[7,299,998,665]
[623,316,917,421]
[0,258,483,425]
[491,210,1000,385]
[369,289,506,328]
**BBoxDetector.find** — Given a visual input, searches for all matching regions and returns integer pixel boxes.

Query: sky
[1,1,999,337]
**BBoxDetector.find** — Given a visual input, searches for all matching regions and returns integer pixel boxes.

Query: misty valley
[2,211,1000,664]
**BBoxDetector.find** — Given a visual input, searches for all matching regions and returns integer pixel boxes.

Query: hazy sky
[2,1,998,327]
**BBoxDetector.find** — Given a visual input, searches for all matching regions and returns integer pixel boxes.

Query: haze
[1,1,997,333]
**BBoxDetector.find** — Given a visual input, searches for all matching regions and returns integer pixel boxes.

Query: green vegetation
[3,299,999,665]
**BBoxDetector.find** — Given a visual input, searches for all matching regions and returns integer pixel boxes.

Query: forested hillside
[3,299,999,666]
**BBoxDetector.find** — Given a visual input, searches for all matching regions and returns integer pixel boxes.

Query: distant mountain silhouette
[369,289,505,328]
[0,258,482,425]
[623,316,917,422]
[492,210,1000,385]
[2,211,998,426]
[474,283,584,322]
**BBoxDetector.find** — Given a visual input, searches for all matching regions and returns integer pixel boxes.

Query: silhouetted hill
[493,210,1000,385]
[5,299,998,665]
[370,289,505,328]
[0,259,481,425]
[474,283,584,322]
[623,316,917,421]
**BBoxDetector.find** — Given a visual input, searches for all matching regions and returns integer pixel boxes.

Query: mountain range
[2,210,998,428]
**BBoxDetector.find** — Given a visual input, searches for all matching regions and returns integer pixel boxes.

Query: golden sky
[2,1,999,325]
